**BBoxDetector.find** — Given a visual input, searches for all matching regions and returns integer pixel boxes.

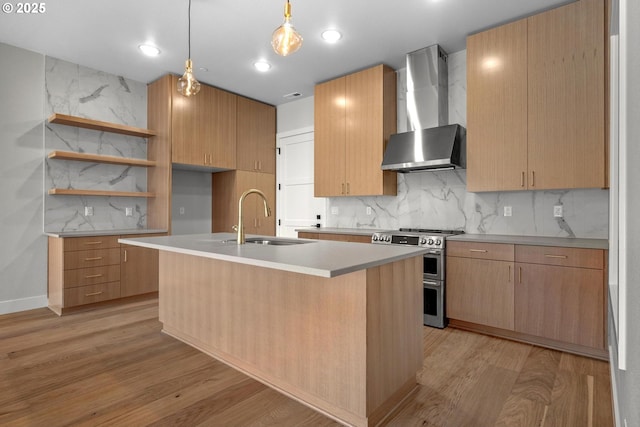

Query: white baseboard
[0,295,47,315]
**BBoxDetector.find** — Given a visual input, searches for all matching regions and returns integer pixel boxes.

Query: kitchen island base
[158,251,423,427]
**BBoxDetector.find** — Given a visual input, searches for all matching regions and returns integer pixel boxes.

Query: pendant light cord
[188,0,192,59]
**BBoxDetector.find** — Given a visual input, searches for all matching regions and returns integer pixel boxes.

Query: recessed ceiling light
[321,29,342,43]
[138,44,161,57]
[254,61,272,72]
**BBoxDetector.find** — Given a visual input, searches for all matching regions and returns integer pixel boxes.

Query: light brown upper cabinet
[314,64,397,197]
[466,0,606,192]
[236,96,276,174]
[212,170,276,236]
[170,75,237,169]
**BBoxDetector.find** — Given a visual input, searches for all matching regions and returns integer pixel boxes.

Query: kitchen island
[119,233,426,427]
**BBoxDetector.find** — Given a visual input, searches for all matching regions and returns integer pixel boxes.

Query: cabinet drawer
[515,246,604,269]
[63,265,121,288]
[64,248,120,270]
[64,235,120,252]
[63,282,121,307]
[447,241,514,261]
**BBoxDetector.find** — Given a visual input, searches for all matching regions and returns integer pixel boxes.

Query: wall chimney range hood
[381,45,466,173]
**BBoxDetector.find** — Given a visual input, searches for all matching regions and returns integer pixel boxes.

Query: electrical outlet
[503,206,512,217]
[84,206,93,216]
[554,205,563,218]
[331,206,339,215]
[179,207,185,215]
[366,206,372,215]
[125,207,133,217]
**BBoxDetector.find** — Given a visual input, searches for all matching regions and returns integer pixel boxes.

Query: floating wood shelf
[48,113,156,138]
[48,189,155,198]
[48,151,156,167]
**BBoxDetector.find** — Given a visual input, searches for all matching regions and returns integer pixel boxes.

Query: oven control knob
[385,236,391,242]
[420,238,427,245]
[372,235,378,241]
[428,238,434,245]
[436,239,442,246]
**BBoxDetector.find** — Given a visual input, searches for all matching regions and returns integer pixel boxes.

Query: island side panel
[158,251,369,426]
[365,256,423,423]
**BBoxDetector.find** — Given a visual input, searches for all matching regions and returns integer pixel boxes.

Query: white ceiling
[0,0,570,106]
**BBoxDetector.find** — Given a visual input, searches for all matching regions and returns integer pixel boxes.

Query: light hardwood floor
[0,298,613,426]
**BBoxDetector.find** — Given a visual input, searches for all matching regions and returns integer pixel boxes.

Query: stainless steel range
[371,228,464,328]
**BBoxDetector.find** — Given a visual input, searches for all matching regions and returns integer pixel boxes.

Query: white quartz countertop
[119,233,427,278]
[45,229,168,238]
[295,227,391,236]
[447,233,608,250]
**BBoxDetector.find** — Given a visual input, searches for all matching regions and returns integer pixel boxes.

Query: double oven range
[371,228,463,328]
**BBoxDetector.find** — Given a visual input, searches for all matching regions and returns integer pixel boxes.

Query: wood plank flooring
[0,298,613,426]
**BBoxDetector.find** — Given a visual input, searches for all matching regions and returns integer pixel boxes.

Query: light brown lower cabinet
[121,245,159,298]
[446,241,606,359]
[446,257,514,330]
[48,233,161,315]
[297,231,372,244]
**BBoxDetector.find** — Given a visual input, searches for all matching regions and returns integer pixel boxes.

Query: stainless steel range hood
[382,45,466,172]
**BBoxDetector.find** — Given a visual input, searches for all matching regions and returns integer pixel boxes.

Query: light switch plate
[179,207,185,215]
[554,205,563,217]
[503,206,512,217]
[125,207,133,217]
[84,206,93,216]
[331,206,339,215]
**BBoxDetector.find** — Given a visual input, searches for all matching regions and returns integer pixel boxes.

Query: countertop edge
[45,229,168,238]
[446,234,609,250]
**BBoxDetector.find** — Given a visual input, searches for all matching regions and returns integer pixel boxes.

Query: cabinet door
[446,256,514,330]
[206,85,237,169]
[172,81,237,169]
[171,77,211,166]
[466,19,528,191]
[345,65,396,196]
[120,245,159,297]
[527,0,605,189]
[236,97,276,173]
[314,77,346,196]
[515,263,604,349]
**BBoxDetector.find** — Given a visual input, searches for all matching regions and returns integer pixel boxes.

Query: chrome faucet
[234,189,271,244]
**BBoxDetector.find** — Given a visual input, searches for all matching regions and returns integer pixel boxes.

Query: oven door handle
[424,280,440,287]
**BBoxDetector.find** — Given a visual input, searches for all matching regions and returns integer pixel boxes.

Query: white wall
[276,96,314,132]
[0,43,47,313]
[610,0,640,424]
[171,169,212,235]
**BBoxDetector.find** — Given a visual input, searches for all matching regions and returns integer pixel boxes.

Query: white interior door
[276,129,327,237]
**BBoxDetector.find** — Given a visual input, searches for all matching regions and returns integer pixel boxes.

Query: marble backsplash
[325,50,609,239]
[44,57,149,232]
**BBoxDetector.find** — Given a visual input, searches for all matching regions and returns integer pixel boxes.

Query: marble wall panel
[326,50,609,238]
[44,57,149,232]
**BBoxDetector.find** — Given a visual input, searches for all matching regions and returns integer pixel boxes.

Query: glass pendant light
[177,0,201,96]
[271,0,303,56]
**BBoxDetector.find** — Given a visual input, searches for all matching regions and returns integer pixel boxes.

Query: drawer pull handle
[84,256,103,261]
[545,254,568,259]
[469,249,488,253]
[519,267,522,284]
[508,265,511,282]
[84,274,103,278]
[84,241,103,245]
[85,291,103,297]
[521,171,525,187]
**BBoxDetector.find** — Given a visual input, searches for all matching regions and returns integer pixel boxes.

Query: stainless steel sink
[225,237,312,246]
